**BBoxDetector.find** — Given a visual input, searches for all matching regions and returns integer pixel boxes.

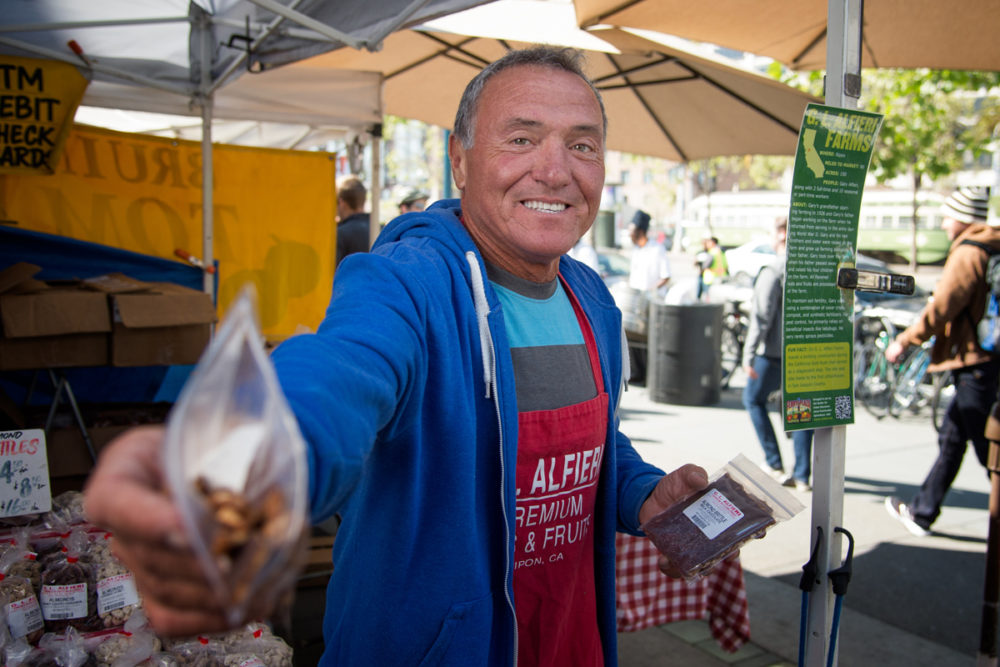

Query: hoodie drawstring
[466,251,494,398]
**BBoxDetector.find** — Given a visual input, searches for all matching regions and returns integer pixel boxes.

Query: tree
[862,69,1000,270]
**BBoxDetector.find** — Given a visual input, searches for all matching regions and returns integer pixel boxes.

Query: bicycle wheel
[889,346,930,417]
[719,310,745,388]
[930,371,955,432]
[855,333,895,419]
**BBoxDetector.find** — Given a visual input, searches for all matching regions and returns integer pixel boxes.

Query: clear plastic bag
[163,288,308,626]
[641,453,805,580]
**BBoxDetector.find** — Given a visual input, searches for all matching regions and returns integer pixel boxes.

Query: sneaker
[884,496,931,537]
[794,479,812,492]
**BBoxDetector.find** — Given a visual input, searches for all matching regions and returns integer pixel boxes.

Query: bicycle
[720,300,748,389]
[888,338,934,417]
[853,314,897,419]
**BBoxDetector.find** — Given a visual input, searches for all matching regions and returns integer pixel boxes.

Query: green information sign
[783,103,883,431]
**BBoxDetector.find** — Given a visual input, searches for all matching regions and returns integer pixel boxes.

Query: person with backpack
[742,216,814,491]
[885,186,1000,536]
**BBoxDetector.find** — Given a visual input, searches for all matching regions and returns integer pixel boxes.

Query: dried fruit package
[641,453,805,580]
[163,288,308,625]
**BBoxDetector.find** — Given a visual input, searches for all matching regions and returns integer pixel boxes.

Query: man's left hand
[639,465,708,525]
[638,464,710,578]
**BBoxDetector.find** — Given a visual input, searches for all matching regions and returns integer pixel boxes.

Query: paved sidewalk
[615,378,987,666]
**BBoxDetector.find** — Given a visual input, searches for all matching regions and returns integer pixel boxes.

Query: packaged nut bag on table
[88,532,142,629]
[641,453,805,581]
[0,546,44,644]
[163,288,308,626]
[38,529,102,634]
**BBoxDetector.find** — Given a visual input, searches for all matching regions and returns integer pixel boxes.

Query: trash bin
[647,302,723,406]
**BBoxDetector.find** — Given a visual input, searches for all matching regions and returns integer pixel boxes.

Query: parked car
[597,250,630,286]
[724,239,891,284]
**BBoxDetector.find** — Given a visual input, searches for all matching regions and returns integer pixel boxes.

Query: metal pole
[444,128,453,200]
[369,76,384,248]
[370,123,382,249]
[978,403,1000,666]
[199,13,215,299]
[804,426,846,666]
[803,1,863,665]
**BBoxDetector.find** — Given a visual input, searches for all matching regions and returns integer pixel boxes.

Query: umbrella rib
[386,32,491,79]
[685,64,802,135]
[591,55,676,85]
[601,53,688,162]
[790,27,826,69]
[580,0,645,29]
[597,74,697,91]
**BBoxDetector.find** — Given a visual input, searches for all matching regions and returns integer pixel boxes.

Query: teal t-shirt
[487,264,597,411]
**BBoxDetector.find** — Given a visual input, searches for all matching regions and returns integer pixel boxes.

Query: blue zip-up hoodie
[271,200,665,666]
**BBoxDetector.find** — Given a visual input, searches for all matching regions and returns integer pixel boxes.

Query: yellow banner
[0,124,337,340]
[0,56,88,174]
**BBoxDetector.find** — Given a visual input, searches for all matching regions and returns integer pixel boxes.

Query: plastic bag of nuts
[38,529,102,634]
[641,453,805,581]
[85,612,161,667]
[163,289,308,626]
[0,546,44,644]
[89,532,142,629]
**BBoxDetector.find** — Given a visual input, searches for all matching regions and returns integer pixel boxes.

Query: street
[620,363,991,661]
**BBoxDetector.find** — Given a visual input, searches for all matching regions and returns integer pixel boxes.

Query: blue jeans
[910,358,1000,529]
[742,355,814,483]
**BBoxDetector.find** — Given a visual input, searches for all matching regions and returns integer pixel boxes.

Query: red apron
[513,281,608,667]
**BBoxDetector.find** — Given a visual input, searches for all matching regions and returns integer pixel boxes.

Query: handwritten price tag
[0,429,51,517]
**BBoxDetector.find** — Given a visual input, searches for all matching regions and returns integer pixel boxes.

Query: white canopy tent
[0,0,493,295]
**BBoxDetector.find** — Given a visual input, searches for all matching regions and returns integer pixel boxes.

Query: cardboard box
[108,281,216,367]
[0,263,111,370]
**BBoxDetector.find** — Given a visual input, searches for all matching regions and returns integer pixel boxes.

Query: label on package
[6,594,43,637]
[683,489,744,539]
[97,572,140,614]
[40,582,88,620]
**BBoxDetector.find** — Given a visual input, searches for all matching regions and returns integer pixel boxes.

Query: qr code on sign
[834,395,852,420]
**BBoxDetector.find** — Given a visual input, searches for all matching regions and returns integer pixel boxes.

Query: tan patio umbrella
[304,20,818,161]
[575,0,1000,72]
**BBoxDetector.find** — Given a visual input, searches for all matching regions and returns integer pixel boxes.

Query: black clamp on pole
[837,267,915,295]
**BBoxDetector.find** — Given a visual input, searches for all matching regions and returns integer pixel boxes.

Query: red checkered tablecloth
[615,533,751,653]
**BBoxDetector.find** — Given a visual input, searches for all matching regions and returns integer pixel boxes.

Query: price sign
[0,429,51,517]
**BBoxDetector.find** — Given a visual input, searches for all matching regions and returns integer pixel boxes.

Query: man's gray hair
[452,45,608,149]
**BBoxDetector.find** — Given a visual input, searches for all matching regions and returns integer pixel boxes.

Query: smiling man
[85,47,708,667]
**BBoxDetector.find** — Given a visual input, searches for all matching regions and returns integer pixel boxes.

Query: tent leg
[803,426,846,666]
[199,11,215,301]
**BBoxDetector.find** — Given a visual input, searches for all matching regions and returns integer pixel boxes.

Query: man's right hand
[83,426,230,636]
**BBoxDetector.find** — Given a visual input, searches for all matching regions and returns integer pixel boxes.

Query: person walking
[627,209,671,300]
[885,186,1000,536]
[84,46,710,667]
[742,217,814,491]
[696,236,728,300]
[626,209,671,384]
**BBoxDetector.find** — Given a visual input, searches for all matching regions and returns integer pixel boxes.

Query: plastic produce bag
[641,453,805,580]
[163,288,308,625]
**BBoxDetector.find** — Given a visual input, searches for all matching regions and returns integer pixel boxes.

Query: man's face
[942,215,970,241]
[629,224,644,247]
[449,65,605,280]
